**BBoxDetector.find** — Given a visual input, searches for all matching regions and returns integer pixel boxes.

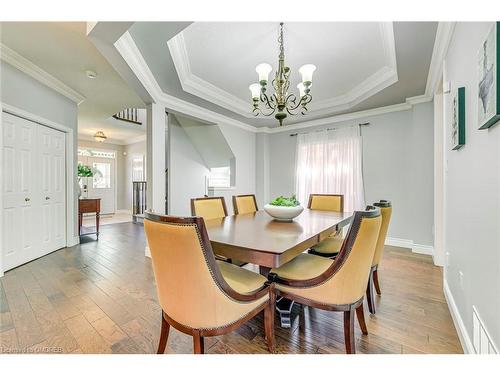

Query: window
[208,167,231,188]
[295,126,365,212]
[132,156,145,181]
[92,162,111,189]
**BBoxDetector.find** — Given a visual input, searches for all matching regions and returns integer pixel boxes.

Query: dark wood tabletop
[205,209,353,269]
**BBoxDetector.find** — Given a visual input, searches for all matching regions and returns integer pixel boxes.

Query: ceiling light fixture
[94,131,107,142]
[249,22,316,126]
[86,70,97,79]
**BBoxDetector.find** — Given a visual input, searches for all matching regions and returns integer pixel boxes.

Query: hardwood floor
[0,222,463,354]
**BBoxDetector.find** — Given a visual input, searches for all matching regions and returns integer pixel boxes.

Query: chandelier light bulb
[249,83,261,99]
[299,64,316,85]
[255,63,272,84]
[297,83,306,98]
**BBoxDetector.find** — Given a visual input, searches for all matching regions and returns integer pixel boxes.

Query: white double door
[78,155,115,215]
[2,112,66,271]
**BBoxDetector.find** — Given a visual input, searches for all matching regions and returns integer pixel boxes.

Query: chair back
[191,196,227,220]
[371,200,392,266]
[286,206,381,305]
[308,194,344,212]
[233,194,258,215]
[144,212,261,329]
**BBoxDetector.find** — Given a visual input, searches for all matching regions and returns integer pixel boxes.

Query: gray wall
[168,115,210,216]
[265,101,434,246]
[444,22,500,348]
[1,61,79,239]
[167,114,257,216]
[124,140,146,211]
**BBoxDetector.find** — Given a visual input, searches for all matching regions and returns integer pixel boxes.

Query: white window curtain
[295,126,365,212]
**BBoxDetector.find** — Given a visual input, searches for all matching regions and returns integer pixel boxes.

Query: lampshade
[94,131,107,142]
[249,83,261,99]
[297,83,306,98]
[255,63,272,83]
[299,64,316,84]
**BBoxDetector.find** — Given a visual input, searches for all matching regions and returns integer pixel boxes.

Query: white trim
[115,32,258,134]
[1,102,78,275]
[385,236,413,249]
[168,22,398,117]
[412,243,434,256]
[145,246,151,258]
[264,101,413,134]
[115,209,132,215]
[443,277,475,354]
[0,44,86,105]
[425,22,456,97]
[117,29,432,136]
[385,236,435,256]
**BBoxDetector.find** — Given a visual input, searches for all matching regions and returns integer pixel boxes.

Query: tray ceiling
[168,22,398,118]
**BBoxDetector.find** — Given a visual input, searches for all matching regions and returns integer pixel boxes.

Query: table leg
[78,213,82,236]
[276,297,295,328]
[96,212,100,239]
[259,266,271,277]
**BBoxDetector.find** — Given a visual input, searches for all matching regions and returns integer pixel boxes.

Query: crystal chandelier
[249,22,316,126]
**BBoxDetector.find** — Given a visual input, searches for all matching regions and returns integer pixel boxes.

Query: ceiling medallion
[249,22,316,126]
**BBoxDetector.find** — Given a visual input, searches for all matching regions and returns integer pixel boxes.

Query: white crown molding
[168,22,398,118]
[117,29,432,136]
[260,101,413,134]
[115,32,258,133]
[0,43,86,105]
[425,22,456,97]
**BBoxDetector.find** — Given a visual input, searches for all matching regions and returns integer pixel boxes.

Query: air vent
[473,306,498,354]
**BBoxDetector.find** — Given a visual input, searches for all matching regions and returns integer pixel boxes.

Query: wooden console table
[78,198,101,239]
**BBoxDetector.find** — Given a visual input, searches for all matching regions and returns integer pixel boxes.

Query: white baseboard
[116,209,132,215]
[145,246,151,258]
[443,278,475,354]
[385,237,434,256]
[412,243,434,256]
[68,236,80,248]
[385,237,413,249]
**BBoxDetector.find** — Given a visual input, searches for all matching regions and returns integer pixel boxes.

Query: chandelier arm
[260,91,276,110]
[253,105,276,117]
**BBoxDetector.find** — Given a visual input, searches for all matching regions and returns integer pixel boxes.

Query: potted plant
[264,194,304,221]
[77,164,94,198]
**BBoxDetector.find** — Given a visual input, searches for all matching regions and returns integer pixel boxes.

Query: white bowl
[264,204,304,221]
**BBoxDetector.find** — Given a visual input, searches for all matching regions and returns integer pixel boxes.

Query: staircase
[113,108,142,125]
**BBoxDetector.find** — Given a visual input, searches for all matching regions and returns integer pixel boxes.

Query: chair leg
[157,313,170,354]
[193,331,205,354]
[343,309,355,354]
[366,269,376,314]
[373,268,382,295]
[264,288,276,353]
[355,304,368,335]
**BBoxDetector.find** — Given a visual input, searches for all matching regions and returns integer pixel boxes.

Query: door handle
[45,196,50,200]
[25,197,30,202]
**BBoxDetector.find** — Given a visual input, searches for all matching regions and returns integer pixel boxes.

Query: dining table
[205,208,353,327]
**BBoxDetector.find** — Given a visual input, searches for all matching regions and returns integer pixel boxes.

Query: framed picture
[452,87,466,150]
[478,22,500,129]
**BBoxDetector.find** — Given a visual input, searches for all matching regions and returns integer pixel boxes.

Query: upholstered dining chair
[268,206,382,354]
[144,212,275,354]
[365,200,392,314]
[307,194,345,258]
[233,194,258,215]
[191,196,228,220]
[191,196,247,266]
